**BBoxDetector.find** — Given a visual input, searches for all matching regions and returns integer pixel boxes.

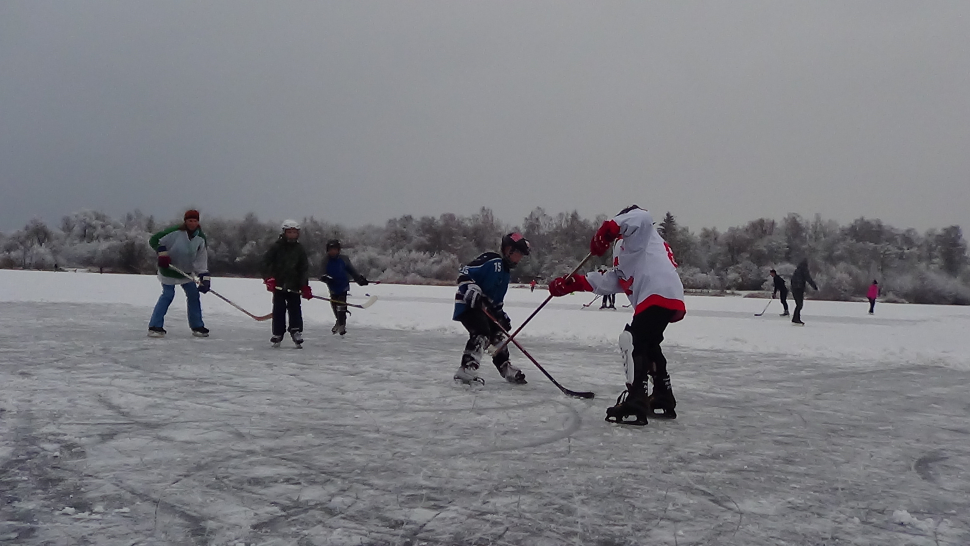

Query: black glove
[487,303,511,331]
[198,272,211,294]
[320,274,334,284]
[356,276,369,286]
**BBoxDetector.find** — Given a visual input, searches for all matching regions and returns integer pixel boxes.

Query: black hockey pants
[628,305,676,383]
[330,291,348,326]
[272,290,303,336]
[792,289,805,322]
[458,307,510,372]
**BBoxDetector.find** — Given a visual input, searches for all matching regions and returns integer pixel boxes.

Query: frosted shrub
[889,271,970,305]
[678,266,723,290]
[725,261,763,290]
[817,269,854,301]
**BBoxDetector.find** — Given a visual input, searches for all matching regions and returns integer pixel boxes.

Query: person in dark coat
[261,220,312,347]
[770,269,789,316]
[789,259,819,325]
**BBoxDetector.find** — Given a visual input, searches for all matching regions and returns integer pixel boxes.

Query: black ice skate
[647,375,677,419]
[191,327,209,338]
[290,329,304,348]
[270,334,284,348]
[331,321,346,336]
[605,383,650,426]
[148,326,166,338]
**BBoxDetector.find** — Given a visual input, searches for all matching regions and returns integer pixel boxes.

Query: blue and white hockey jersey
[452,252,511,320]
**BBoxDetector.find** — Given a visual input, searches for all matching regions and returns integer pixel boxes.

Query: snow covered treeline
[2,208,969,304]
[661,213,970,305]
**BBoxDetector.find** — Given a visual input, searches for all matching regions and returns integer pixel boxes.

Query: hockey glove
[264,278,277,292]
[198,272,211,294]
[356,276,369,286]
[463,283,485,309]
[300,285,313,300]
[590,220,621,256]
[548,274,594,297]
[157,246,171,269]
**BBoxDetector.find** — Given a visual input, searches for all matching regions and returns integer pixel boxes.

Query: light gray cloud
[2,1,968,233]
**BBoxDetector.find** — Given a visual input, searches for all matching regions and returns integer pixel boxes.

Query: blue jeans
[149,282,204,329]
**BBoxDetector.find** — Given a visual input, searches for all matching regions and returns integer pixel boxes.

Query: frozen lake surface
[1,270,969,545]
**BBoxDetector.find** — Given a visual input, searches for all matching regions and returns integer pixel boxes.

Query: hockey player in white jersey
[548,205,686,425]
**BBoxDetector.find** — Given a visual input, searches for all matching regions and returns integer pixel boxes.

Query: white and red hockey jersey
[585,208,686,322]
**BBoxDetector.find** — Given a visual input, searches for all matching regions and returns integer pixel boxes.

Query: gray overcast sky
[1,1,968,233]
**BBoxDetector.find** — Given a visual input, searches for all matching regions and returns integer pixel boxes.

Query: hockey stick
[311,294,378,309]
[168,266,273,321]
[581,295,601,308]
[493,252,593,354]
[484,308,594,399]
[754,298,772,316]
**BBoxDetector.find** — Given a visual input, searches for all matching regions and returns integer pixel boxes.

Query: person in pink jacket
[548,205,685,425]
[867,280,879,314]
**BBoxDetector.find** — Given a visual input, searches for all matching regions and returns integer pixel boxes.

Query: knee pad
[619,329,635,386]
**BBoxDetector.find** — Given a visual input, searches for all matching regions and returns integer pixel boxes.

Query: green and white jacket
[148,225,209,285]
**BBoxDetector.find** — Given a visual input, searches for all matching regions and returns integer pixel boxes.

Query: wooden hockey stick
[311,294,378,309]
[168,265,273,321]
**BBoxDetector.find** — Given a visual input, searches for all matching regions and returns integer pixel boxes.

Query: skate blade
[147,332,165,338]
[605,415,649,426]
[272,342,282,348]
[192,332,209,338]
[454,376,486,387]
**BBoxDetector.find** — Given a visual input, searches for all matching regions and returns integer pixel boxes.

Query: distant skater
[790,259,819,325]
[770,269,789,316]
[867,280,879,314]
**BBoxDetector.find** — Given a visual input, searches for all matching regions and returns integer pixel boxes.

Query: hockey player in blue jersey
[319,239,369,335]
[453,233,531,386]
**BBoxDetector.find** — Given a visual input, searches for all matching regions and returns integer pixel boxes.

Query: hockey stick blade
[483,308,595,399]
[311,294,377,309]
[168,265,272,321]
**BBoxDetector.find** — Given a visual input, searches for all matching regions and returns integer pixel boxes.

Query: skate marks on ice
[1,303,969,545]
[0,303,600,545]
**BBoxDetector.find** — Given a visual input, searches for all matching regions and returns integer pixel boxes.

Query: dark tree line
[2,208,968,304]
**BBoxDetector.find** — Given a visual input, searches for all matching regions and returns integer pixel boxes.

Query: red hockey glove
[264,278,276,292]
[157,246,171,269]
[548,274,593,297]
[300,285,313,300]
[590,220,620,256]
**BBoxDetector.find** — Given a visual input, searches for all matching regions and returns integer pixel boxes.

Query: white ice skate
[499,362,527,384]
[454,364,485,386]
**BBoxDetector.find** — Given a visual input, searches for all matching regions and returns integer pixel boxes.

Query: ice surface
[1,270,968,545]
